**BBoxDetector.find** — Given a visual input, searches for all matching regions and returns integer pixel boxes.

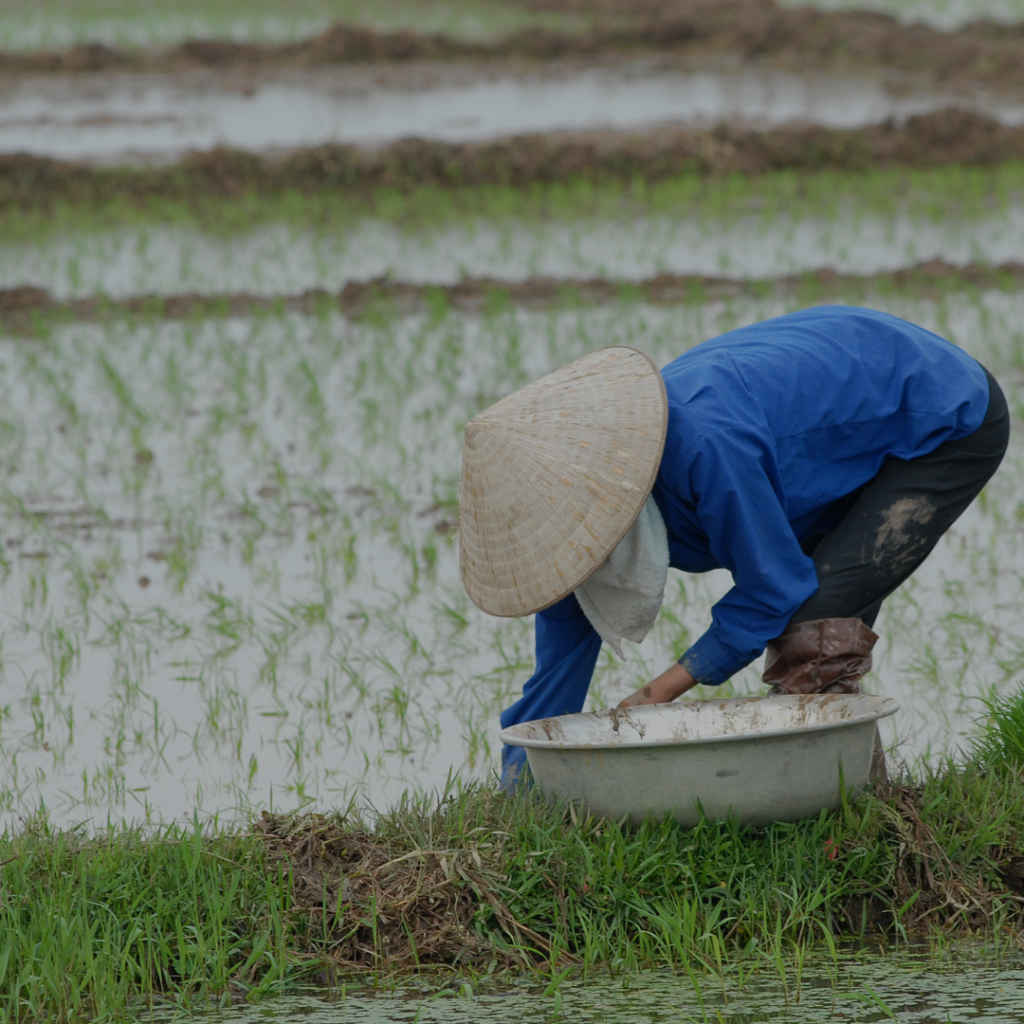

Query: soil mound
[1,110,1022,209]
[254,813,488,968]
[4,260,1023,336]
[0,0,1022,89]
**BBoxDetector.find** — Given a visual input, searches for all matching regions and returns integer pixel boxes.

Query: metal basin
[499,694,899,826]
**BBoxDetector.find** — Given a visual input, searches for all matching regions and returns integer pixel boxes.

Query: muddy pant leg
[792,368,1009,626]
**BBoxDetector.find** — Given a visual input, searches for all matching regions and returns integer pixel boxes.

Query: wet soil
[2,258,1022,334]
[1,1,1023,91]
[254,813,494,970]
[2,108,1023,208]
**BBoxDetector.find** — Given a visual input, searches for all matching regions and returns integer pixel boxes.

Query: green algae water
[156,954,1024,1023]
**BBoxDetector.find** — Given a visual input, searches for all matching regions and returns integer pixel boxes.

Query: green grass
[0,817,293,1021]
[2,727,1024,1022]
[972,684,1024,769]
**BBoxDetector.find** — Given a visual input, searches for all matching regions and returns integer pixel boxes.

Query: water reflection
[0,61,1021,164]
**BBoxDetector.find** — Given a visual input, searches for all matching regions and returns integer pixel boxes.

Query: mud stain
[873,496,936,567]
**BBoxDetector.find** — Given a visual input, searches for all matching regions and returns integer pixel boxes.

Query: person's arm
[675,428,819,684]
[621,427,820,706]
[618,662,699,707]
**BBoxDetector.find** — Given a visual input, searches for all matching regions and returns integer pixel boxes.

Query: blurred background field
[2,0,1024,50]
[0,0,1023,835]
[0,0,588,50]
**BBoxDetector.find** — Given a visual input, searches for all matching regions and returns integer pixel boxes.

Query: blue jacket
[499,306,989,783]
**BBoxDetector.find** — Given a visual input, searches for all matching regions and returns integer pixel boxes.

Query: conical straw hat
[459,346,668,617]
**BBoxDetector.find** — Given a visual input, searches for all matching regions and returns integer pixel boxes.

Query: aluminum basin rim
[499,696,900,750]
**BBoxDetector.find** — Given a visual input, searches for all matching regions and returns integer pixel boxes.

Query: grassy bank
[2,692,1023,1022]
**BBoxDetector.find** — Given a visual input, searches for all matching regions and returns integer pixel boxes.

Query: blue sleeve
[499,592,603,787]
[677,430,820,686]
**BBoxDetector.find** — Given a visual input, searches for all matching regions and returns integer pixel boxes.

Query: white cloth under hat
[575,496,669,658]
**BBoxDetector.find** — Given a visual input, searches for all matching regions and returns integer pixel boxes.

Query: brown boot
[762,618,879,696]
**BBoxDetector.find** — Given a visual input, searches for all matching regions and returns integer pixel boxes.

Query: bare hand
[618,663,699,708]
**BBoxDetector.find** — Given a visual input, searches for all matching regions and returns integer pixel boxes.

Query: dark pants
[792,368,1010,628]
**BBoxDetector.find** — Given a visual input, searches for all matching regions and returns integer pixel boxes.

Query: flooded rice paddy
[0,285,1023,827]
[6,205,1024,299]
[2,61,1022,163]
[3,4,1024,1021]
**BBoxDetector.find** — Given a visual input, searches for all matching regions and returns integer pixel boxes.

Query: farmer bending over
[457,307,1009,788]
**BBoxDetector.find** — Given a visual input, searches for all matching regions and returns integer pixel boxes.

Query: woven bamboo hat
[459,346,668,617]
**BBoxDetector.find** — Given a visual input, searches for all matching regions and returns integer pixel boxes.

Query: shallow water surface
[154,952,1024,1022]
[1,61,1022,163]
[0,293,1022,826]
[781,0,1024,29]
[6,207,1024,300]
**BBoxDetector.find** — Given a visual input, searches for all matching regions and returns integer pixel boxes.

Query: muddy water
[0,292,1022,827]
[1,60,1022,163]
[158,952,1024,1022]
[6,206,1024,300]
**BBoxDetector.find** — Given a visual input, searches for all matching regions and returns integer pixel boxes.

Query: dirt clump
[303,24,477,63]
[254,812,489,968]
[0,285,55,316]
[252,812,578,970]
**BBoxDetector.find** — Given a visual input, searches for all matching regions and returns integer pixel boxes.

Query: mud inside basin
[499,694,899,827]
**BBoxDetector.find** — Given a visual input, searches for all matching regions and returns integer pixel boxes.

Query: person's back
[659,305,989,523]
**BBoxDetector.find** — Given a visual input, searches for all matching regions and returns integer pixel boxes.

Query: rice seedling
[3,166,1024,296]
